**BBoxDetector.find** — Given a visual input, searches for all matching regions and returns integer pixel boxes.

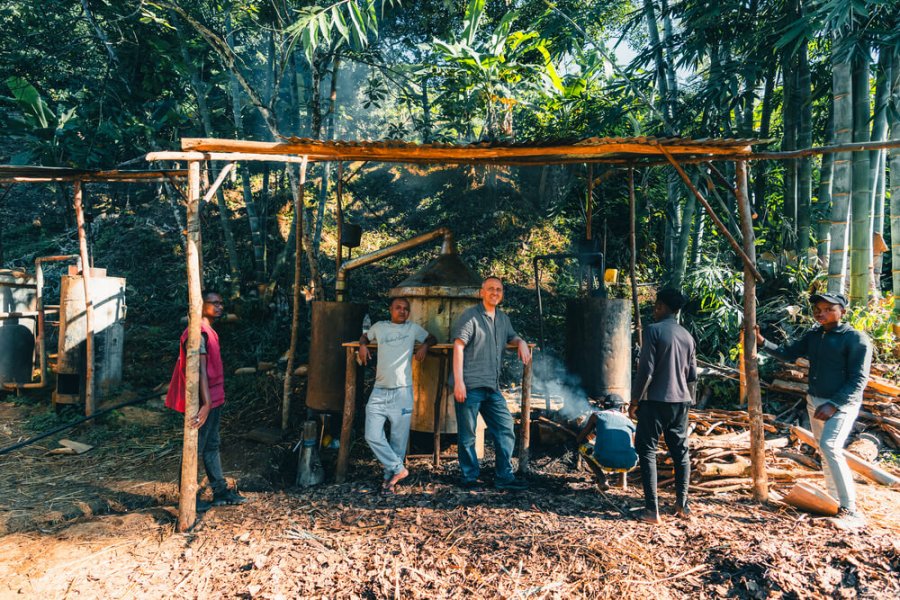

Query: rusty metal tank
[0,270,37,386]
[390,246,482,433]
[305,301,368,412]
[565,297,631,401]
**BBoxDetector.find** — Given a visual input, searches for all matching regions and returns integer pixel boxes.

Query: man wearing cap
[591,394,637,490]
[757,292,872,529]
[629,288,697,524]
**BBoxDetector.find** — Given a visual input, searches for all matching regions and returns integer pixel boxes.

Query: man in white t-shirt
[358,297,436,492]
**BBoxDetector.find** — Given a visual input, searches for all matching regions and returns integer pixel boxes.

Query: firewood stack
[768,358,900,450]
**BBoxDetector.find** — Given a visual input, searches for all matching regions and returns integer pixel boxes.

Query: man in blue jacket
[757,292,872,529]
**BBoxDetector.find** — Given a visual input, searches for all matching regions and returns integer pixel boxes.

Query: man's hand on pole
[517,339,531,364]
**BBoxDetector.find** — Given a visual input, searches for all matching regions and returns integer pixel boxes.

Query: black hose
[0,390,163,457]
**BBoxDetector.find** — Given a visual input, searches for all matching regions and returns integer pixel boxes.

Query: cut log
[791,425,900,487]
[783,482,839,516]
[776,450,820,471]
[867,375,900,397]
[234,367,257,375]
[846,433,881,462]
[770,379,808,396]
[698,456,750,477]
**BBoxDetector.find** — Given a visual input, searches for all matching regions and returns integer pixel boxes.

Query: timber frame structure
[147,134,900,530]
[144,135,780,531]
[0,166,187,420]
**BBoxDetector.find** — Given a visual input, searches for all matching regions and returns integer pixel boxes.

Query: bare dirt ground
[1,397,899,599]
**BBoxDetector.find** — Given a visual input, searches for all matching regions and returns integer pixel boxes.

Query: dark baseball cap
[602,393,626,409]
[809,293,848,308]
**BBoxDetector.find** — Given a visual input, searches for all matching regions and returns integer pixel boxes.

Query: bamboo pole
[628,168,642,346]
[518,358,533,474]
[658,145,765,283]
[336,347,358,483]
[282,157,309,431]
[177,160,203,532]
[432,352,447,467]
[336,162,344,278]
[586,163,593,240]
[72,180,95,418]
[735,160,768,502]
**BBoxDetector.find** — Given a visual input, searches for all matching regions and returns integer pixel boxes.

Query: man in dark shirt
[629,288,697,524]
[757,292,871,529]
[452,276,531,491]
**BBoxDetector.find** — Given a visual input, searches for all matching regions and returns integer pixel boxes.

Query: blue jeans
[807,395,860,511]
[455,387,516,483]
[197,405,227,494]
[365,387,414,478]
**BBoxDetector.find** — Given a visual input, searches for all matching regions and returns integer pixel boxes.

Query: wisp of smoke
[532,351,597,422]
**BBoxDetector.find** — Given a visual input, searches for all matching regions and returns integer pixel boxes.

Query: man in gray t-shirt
[359,297,436,492]
[452,276,531,491]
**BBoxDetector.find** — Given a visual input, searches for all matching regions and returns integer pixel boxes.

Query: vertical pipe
[282,157,309,431]
[518,357,533,474]
[336,346,358,483]
[73,180,95,418]
[178,160,203,532]
[432,352,446,467]
[628,168,642,346]
[736,160,768,502]
[336,162,344,278]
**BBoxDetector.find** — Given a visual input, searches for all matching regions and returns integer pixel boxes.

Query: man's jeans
[635,401,690,513]
[455,387,516,483]
[197,406,227,495]
[365,386,414,478]
[807,395,860,511]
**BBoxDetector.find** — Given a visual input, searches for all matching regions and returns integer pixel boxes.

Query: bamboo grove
[1,0,899,316]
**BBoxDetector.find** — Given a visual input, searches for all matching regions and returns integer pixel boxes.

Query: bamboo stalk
[518,358,533,474]
[736,160,768,502]
[628,168,642,346]
[72,180,95,418]
[658,145,764,283]
[177,160,203,532]
[282,157,309,431]
[336,347,358,483]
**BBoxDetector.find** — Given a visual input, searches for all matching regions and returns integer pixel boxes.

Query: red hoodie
[165,322,225,413]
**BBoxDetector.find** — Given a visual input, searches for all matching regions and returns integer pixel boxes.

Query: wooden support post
[336,347,358,483]
[432,352,447,467]
[657,145,765,283]
[518,358,533,474]
[738,329,746,404]
[72,180,95,418]
[735,160,768,502]
[586,163,593,240]
[628,168,642,347]
[336,162,344,277]
[282,157,309,431]
[177,160,203,532]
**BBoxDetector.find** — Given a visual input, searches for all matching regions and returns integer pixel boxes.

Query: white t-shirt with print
[367,320,430,389]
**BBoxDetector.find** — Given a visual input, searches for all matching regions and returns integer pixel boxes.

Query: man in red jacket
[166,291,246,509]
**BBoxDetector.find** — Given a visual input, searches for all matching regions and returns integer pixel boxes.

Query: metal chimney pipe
[335,227,454,301]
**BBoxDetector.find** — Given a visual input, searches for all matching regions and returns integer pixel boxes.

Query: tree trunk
[870,50,891,293]
[782,50,798,247]
[890,52,900,313]
[754,66,776,217]
[849,52,872,304]
[642,0,670,120]
[313,54,341,258]
[816,133,834,268]
[827,56,853,294]
[227,14,267,282]
[178,21,241,297]
[796,33,813,260]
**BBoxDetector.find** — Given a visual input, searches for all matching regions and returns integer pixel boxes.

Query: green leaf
[462,0,485,46]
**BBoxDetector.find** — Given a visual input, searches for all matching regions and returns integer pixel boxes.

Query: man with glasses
[166,291,247,510]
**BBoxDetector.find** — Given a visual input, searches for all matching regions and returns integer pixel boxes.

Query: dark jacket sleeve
[832,333,873,406]
[632,327,656,402]
[762,330,811,362]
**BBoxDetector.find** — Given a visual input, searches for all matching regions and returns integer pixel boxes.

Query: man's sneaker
[213,489,248,506]
[495,478,528,491]
[829,508,865,530]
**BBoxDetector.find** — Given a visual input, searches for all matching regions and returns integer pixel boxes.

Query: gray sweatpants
[807,395,861,511]
[365,386,414,479]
